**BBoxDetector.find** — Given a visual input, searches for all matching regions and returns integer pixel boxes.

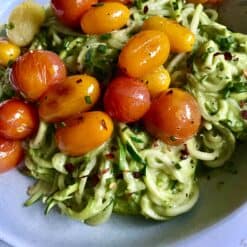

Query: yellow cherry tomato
[142,16,195,53]
[118,30,170,78]
[0,40,20,66]
[80,2,130,34]
[56,111,114,156]
[141,66,171,97]
[39,74,100,123]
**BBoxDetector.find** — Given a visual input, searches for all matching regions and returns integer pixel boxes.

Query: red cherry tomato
[11,50,67,101]
[144,88,201,145]
[51,0,98,28]
[0,99,38,140]
[0,137,23,173]
[104,76,151,123]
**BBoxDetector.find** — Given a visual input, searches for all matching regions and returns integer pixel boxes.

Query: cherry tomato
[142,16,195,53]
[0,137,23,173]
[0,99,38,140]
[56,111,113,156]
[140,66,171,97]
[39,74,100,123]
[118,30,170,78]
[0,40,20,66]
[104,76,150,123]
[81,2,130,34]
[144,88,201,145]
[11,50,67,101]
[51,0,98,28]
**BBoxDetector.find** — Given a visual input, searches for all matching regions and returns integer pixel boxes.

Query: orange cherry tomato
[11,50,67,101]
[0,137,23,173]
[104,76,151,123]
[56,111,114,156]
[51,0,98,28]
[0,39,20,66]
[118,30,170,78]
[39,74,100,123]
[140,66,171,97]
[144,88,201,145]
[142,16,195,53]
[0,99,38,140]
[80,2,130,34]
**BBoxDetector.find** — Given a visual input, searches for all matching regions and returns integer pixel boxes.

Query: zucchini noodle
[12,0,247,224]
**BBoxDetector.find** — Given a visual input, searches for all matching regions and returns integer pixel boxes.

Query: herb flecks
[175,163,181,170]
[84,95,92,104]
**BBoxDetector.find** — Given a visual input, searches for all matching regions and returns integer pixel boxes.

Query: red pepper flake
[76,78,82,83]
[213,52,232,61]
[133,171,141,178]
[239,101,245,108]
[181,144,189,160]
[152,140,159,148]
[241,110,247,120]
[65,163,75,173]
[166,89,173,95]
[91,174,100,186]
[101,119,108,130]
[105,153,115,159]
[100,168,110,176]
[143,5,149,14]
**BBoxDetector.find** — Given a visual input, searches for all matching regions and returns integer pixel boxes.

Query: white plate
[0,1,247,247]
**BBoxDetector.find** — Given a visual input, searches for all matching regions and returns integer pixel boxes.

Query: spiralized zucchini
[17,0,247,225]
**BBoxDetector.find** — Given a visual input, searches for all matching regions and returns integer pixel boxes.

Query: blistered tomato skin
[39,74,100,123]
[144,88,201,145]
[140,66,171,97]
[51,0,98,28]
[11,50,67,100]
[0,137,23,173]
[0,99,38,140]
[104,76,151,123]
[55,111,113,156]
[142,16,195,53]
[80,2,130,34]
[118,30,170,78]
[0,40,20,66]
